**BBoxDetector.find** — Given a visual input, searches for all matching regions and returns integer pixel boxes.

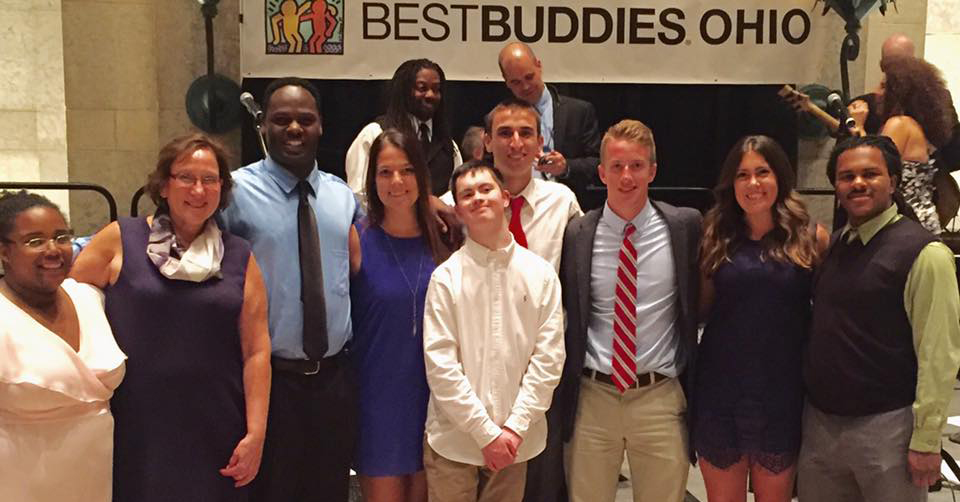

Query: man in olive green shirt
[800,135,960,502]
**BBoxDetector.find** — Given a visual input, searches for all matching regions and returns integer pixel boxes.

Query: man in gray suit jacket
[557,119,701,502]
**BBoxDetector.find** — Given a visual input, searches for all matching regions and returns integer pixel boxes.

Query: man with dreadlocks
[346,59,463,204]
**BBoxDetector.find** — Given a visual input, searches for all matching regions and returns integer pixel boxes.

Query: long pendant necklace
[384,231,426,337]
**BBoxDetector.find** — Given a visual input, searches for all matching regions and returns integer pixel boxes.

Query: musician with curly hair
[876,55,959,234]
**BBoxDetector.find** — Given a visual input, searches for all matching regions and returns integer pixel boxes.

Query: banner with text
[241,0,832,84]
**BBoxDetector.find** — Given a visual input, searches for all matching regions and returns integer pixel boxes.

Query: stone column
[62,0,160,235]
[61,0,241,235]
[925,0,960,112]
[0,0,70,213]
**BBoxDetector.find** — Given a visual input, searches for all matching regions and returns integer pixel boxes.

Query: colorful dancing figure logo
[266,0,343,55]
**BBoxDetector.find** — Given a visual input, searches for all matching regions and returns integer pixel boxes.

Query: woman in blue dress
[351,128,450,502]
[695,136,828,502]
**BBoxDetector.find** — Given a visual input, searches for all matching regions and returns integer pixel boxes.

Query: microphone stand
[253,118,269,159]
[240,91,268,158]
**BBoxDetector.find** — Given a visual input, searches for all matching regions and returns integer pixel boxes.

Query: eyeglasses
[170,173,221,187]
[1,233,74,249]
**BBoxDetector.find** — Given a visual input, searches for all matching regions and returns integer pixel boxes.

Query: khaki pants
[797,403,926,502]
[423,442,527,502]
[566,376,689,502]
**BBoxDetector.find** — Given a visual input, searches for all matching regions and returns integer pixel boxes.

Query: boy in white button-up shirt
[422,159,565,502]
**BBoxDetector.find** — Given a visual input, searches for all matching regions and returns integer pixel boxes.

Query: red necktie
[509,196,528,248]
[612,223,638,392]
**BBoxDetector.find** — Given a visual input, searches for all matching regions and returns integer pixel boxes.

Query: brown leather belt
[272,354,344,376]
[582,368,670,389]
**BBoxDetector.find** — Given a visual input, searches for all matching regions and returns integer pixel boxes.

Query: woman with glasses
[72,134,271,502]
[0,190,126,502]
[350,129,450,502]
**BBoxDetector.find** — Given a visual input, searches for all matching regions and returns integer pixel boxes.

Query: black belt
[272,354,344,376]
[582,368,670,389]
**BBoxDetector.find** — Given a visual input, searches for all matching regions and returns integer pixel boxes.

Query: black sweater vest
[804,217,935,416]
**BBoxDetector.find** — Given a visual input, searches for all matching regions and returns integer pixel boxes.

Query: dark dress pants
[250,356,358,502]
[522,405,568,502]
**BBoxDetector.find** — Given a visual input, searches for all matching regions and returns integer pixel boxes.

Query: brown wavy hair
[700,135,818,276]
[364,128,449,264]
[881,56,957,148]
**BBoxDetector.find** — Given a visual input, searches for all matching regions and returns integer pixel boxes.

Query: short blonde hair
[600,119,657,164]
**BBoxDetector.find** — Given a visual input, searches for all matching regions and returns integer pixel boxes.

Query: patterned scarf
[146,212,224,282]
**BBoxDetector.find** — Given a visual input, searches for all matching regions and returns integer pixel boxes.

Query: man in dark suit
[498,42,603,210]
[557,120,701,502]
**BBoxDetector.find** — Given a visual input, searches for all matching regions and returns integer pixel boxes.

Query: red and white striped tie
[612,223,638,393]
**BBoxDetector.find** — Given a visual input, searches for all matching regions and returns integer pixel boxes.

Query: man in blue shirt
[219,77,361,502]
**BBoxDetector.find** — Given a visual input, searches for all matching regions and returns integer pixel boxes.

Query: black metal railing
[131,186,147,217]
[0,181,118,222]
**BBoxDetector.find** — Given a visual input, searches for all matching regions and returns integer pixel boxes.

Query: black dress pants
[250,355,358,502]
[522,405,568,502]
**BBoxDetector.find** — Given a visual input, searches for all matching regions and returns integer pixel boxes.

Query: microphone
[239,92,263,123]
[826,92,857,136]
[240,92,269,157]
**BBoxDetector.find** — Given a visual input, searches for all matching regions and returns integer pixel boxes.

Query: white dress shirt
[584,201,684,377]
[423,236,565,466]
[440,178,582,273]
[345,118,462,203]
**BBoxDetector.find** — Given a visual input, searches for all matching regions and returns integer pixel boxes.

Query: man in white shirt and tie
[481,97,582,272]
[479,97,582,502]
[438,98,582,271]
[422,159,566,502]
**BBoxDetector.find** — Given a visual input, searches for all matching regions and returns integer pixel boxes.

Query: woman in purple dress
[695,136,828,502]
[351,129,450,502]
[71,134,271,501]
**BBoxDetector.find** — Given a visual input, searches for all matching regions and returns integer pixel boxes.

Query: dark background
[240,78,798,212]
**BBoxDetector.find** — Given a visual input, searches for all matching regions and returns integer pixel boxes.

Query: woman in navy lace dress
[695,136,828,501]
